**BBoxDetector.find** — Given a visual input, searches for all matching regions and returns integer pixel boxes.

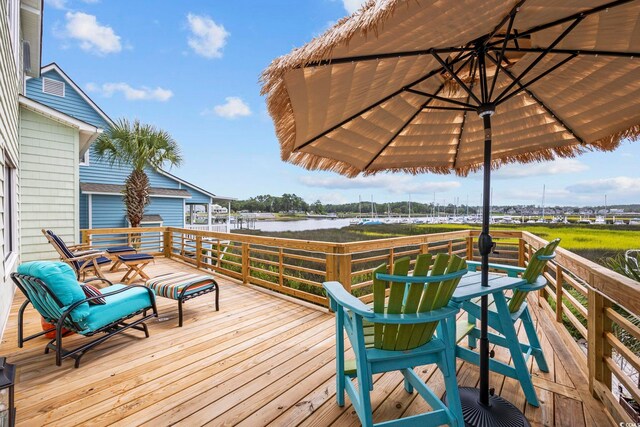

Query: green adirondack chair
[458,238,561,407]
[323,253,468,427]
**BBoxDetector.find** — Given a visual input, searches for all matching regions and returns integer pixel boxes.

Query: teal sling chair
[323,253,467,426]
[11,261,157,368]
[457,238,560,407]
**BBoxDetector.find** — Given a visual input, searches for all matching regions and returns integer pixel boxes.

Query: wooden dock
[2,257,612,426]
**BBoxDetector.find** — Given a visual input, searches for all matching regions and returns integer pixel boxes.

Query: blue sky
[42,0,640,207]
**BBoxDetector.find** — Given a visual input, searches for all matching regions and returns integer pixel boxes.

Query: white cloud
[299,174,460,194]
[566,176,640,195]
[186,13,229,59]
[205,97,252,119]
[86,82,173,102]
[46,0,67,9]
[343,0,368,14]
[315,192,349,205]
[64,12,122,55]
[492,159,589,179]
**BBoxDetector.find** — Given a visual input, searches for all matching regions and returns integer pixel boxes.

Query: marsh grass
[236,223,639,263]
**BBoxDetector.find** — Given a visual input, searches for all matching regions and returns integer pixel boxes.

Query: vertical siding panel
[0,0,22,335]
[19,109,79,261]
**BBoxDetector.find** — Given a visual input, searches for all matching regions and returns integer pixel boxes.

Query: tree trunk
[124,169,150,228]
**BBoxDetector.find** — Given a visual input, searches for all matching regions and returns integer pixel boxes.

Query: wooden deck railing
[81,226,640,423]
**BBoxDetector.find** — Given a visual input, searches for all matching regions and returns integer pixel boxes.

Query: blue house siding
[80,148,180,188]
[79,194,88,229]
[91,195,184,228]
[184,186,211,204]
[26,70,111,130]
[145,197,184,227]
[27,64,223,232]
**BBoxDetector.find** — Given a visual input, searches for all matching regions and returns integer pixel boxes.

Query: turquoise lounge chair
[458,238,560,406]
[12,261,157,367]
[323,253,467,427]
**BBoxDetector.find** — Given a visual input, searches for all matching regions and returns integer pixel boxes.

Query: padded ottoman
[145,272,219,326]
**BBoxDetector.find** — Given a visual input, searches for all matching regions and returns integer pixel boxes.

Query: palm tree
[94,118,183,227]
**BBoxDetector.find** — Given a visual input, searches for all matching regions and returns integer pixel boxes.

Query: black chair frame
[11,274,158,368]
[177,279,219,327]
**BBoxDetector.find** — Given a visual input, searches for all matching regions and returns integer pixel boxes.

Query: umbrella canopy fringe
[279,134,633,179]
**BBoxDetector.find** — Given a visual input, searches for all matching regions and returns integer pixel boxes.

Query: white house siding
[20,109,79,261]
[0,0,22,335]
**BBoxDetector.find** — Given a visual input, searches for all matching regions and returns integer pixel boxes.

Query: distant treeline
[231,194,322,213]
[231,194,640,215]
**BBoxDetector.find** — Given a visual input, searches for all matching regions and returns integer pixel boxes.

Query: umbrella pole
[452,106,531,426]
[478,112,494,407]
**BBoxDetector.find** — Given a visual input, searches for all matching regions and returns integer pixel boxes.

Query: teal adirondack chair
[459,238,560,406]
[323,253,468,427]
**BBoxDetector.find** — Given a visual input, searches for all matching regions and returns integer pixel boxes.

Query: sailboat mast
[541,185,546,220]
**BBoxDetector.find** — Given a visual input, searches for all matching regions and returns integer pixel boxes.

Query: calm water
[245,218,353,232]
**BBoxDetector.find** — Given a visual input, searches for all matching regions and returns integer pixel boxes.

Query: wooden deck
[1,258,613,426]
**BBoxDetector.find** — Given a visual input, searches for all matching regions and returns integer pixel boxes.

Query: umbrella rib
[453,58,478,169]
[484,0,527,43]
[362,53,476,172]
[485,53,586,145]
[497,53,577,105]
[494,16,583,103]
[489,9,518,100]
[487,0,635,46]
[490,47,640,59]
[405,88,476,108]
[294,48,475,69]
[431,50,482,105]
[361,90,441,172]
[294,51,474,152]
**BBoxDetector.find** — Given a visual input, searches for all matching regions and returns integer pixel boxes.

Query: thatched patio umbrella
[262,1,640,425]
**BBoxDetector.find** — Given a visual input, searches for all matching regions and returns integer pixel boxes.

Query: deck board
[1,258,612,426]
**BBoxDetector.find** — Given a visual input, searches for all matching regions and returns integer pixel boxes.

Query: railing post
[588,285,613,397]
[338,251,352,294]
[518,237,526,267]
[466,236,474,261]
[241,243,250,284]
[555,268,564,322]
[388,248,395,268]
[420,242,429,255]
[163,229,172,259]
[448,240,453,255]
[195,235,202,268]
[279,248,284,288]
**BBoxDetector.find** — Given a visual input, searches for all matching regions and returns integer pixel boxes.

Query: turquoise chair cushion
[78,284,153,333]
[17,261,90,324]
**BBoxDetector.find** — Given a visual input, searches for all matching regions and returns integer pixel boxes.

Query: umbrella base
[445,387,531,427]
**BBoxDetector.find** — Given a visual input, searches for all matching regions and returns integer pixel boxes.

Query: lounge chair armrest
[323,281,374,318]
[67,251,107,262]
[68,243,91,250]
[73,249,102,256]
[466,261,525,277]
[370,305,459,324]
[63,284,156,314]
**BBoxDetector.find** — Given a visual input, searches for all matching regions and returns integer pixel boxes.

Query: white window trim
[8,0,20,77]
[3,153,18,278]
[4,253,18,281]
[80,150,90,165]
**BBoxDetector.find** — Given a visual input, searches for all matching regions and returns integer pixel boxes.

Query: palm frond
[93,118,183,171]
